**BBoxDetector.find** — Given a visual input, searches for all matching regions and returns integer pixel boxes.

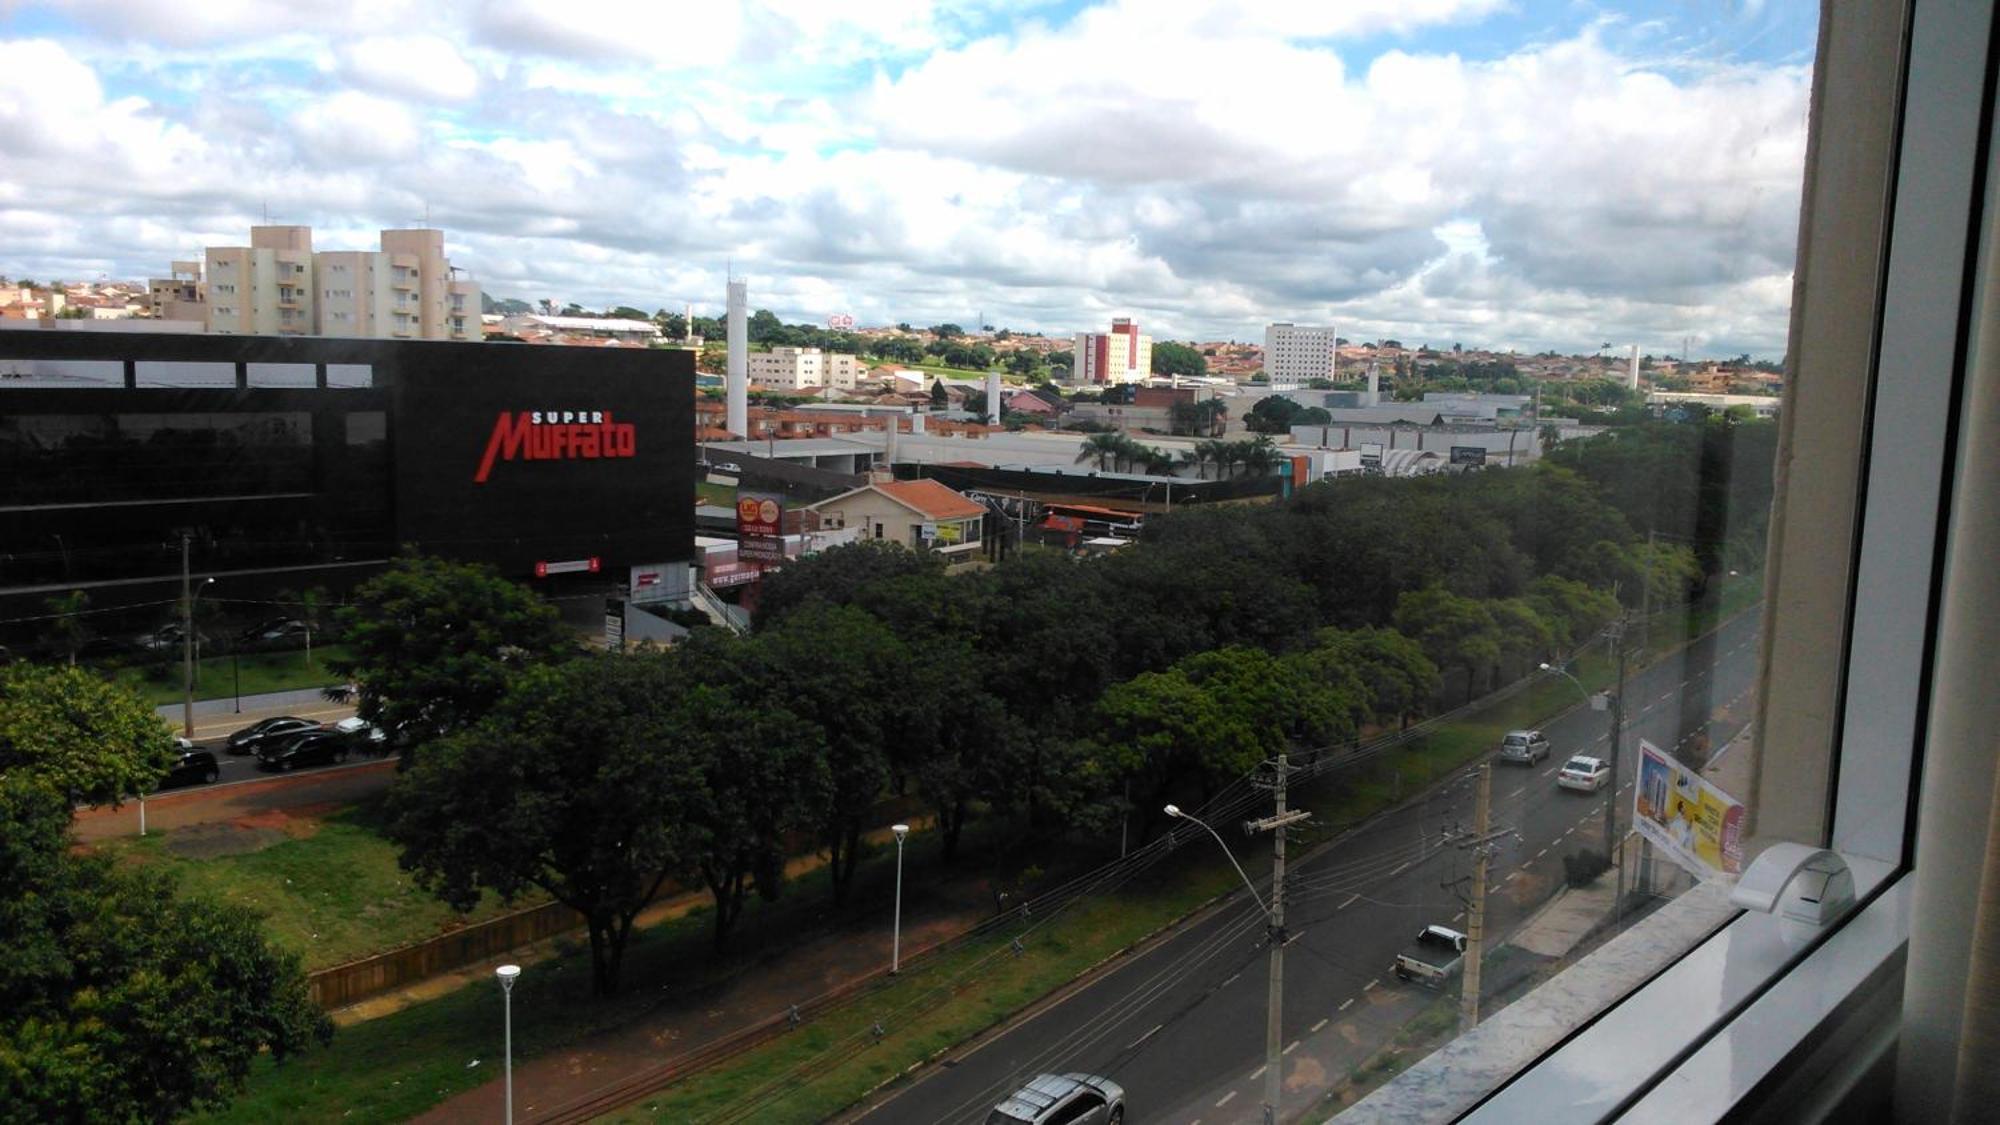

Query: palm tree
[1237,436,1282,479]
[1178,447,1207,480]
[44,589,89,666]
[1075,432,1124,471]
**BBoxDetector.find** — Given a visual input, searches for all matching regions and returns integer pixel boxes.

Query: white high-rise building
[1073,317,1153,385]
[1263,323,1339,390]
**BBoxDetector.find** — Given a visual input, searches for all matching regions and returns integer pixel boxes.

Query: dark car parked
[158,744,221,789]
[225,716,322,756]
[255,729,350,771]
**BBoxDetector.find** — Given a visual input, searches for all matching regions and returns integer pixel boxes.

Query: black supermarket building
[0,329,693,648]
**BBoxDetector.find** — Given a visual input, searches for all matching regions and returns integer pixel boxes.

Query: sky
[0,0,1817,357]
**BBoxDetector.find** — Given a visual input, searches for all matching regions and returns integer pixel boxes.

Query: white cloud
[0,2,1811,355]
[338,35,481,102]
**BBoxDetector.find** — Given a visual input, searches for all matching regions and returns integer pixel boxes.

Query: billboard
[391,343,694,577]
[1359,441,1384,469]
[1449,445,1488,466]
[736,489,786,562]
[1633,739,1745,880]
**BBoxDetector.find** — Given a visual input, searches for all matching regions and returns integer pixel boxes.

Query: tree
[930,378,951,408]
[1393,586,1502,703]
[1244,394,1329,435]
[332,556,574,759]
[0,663,178,806]
[387,654,708,994]
[755,539,945,627]
[1151,341,1207,378]
[0,787,330,1119]
[43,589,90,666]
[930,323,965,339]
[1075,431,1127,471]
[748,308,785,343]
[1006,349,1039,375]
[1308,627,1440,729]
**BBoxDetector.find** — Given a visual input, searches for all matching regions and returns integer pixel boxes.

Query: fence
[308,899,580,1010]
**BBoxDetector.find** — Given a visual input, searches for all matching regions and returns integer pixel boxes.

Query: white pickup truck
[1392,924,1468,985]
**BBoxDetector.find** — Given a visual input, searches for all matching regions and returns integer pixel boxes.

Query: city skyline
[0,1,1814,357]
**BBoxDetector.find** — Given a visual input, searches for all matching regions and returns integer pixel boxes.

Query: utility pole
[1606,618,1629,923]
[1460,763,1494,1033]
[1247,753,1309,1125]
[180,530,194,739]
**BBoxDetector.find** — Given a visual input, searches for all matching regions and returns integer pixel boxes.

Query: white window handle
[1731,843,1857,943]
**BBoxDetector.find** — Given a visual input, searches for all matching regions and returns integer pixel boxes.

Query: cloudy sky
[0,0,1814,356]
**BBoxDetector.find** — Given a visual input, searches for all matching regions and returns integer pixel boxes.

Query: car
[332,716,391,755]
[158,745,221,789]
[255,729,350,771]
[986,1073,1125,1125]
[135,622,208,652]
[225,715,322,756]
[1556,755,1611,792]
[1497,729,1551,765]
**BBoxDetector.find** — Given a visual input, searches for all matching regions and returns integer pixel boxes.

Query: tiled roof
[872,479,986,520]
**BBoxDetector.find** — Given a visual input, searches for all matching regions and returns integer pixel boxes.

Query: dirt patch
[164,822,288,859]
[232,800,343,840]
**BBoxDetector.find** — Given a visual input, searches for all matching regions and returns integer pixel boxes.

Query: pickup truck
[1392,924,1468,985]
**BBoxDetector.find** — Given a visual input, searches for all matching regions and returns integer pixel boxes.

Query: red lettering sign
[474,411,637,483]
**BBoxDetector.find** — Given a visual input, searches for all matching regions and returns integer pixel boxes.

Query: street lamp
[890,824,910,974]
[496,964,521,1124]
[182,575,214,739]
[1164,805,1267,914]
[1168,803,1285,1125]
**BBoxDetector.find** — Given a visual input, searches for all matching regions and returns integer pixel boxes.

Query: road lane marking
[1223,973,1240,987]
[1542,766,1557,777]
[1216,1090,1239,1108]
[1489,883,1505,894]
[1535,848,1548,860]
[1453,910,1465,922]
[1311,1018,1328,1032]
[1338,893,1360,910]
[1285,1041,1300,1055]
[1518,863,1532,872]
[1285,929,1308,946]
[1126,1023,1162,1050]
[1390,862,1409,875]
[1561,828,1574,839]
[1251,1065,1267,1079]
[1364,979,1380,992]
[1340,998,1355,1011]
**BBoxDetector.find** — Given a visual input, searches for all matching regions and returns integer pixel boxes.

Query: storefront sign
[475,410,637,483]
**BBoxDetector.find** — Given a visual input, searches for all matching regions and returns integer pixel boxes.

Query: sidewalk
[155,686,356,740]
[405,819,995,1125]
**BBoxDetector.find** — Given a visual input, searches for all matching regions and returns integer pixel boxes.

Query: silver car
[986,1073,1125,1125]
[1497,729,1551,765]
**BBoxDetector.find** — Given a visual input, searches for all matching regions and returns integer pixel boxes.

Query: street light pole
[496,964,521,1124]
[890,823,910,974]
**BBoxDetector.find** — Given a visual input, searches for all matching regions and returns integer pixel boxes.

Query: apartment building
[145,261,205,323]
[199,226,479,341]
[1263,323,1339,390]
[747,347,866,391]
[1073,317,1153,385]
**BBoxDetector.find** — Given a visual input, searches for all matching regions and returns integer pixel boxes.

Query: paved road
[855,610,1763,1125]
[74,692,393,842]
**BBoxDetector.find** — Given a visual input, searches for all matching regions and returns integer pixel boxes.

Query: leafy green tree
[930,378,951,408]
[42,589,90,666]
[756,539,945,627]
[1006,349,1040,375]
[1244,395,1330,434]
[739,605,900,904]
[1525,575,1621,651]
[748,308,785,343]
[386,653,706,994]
[0,663,177,806]
[1308,627,1440,729]
[1393,586,1502,703]
[0,786,331,1119]
[1151,341,1208,377]
[930,323,965,339]
[332,556,574,760]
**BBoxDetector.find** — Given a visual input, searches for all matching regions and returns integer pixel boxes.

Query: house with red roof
[807,477,986,559]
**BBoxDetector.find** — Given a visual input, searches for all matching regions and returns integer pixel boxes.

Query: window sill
[1341,856,1901,1123]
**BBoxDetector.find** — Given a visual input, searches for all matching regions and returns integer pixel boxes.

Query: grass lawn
[94,796,529,972]
[99,644,352,707]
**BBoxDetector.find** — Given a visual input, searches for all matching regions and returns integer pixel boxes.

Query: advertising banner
[934,521,964,544]
[736,490,785,562]
[1449,445,1488,466]
[1633,738,1745,880]
[1359,441,1384,469]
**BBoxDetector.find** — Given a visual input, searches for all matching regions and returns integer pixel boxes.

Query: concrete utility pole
[1606,618,1629,922]
[1247,753,1310,1125]
[180,530,194,739]
[1460,764,1494,1033]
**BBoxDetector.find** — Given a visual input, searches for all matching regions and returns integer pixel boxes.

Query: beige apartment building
[199,225,478,341]
[747,347,865,391]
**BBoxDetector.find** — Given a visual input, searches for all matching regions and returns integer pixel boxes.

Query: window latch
[1731,842,1856,947]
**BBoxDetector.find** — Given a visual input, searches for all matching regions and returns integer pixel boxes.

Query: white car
[987,1073,1125,1125]
[1557,755,1610,792]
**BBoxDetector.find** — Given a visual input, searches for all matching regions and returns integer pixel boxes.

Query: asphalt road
[855,609,1763,1125]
